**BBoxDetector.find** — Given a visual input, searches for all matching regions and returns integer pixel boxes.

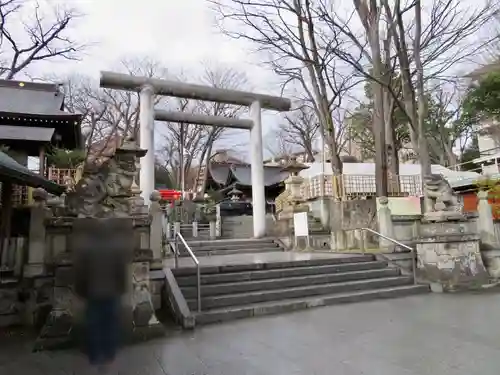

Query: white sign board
[293,212,309,237]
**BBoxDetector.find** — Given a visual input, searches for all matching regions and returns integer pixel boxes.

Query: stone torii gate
[99,71,291,238]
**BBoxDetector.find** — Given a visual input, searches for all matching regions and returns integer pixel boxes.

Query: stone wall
[329,200,377,231]
[0,196,167,333]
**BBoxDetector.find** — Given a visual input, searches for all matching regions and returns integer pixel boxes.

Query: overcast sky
[24,0,283,159]
[23,0,493,162]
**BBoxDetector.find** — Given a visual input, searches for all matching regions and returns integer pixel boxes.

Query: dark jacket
[72,218,134,299]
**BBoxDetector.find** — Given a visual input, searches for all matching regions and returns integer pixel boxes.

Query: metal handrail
[359,228,417,285]
[174,232,202,312]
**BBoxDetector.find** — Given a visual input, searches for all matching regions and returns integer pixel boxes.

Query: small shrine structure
[0,79,82,178]
[0,79,82,280]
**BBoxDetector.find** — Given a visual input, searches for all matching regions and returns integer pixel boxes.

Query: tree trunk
[367,12,388,197]
[384,95,399,193]
[414,0,431,178]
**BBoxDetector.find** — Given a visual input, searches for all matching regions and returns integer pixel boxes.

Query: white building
[472,119,500,175]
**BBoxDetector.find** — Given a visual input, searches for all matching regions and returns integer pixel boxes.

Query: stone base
[481,249,500,279]
[293,236,312,251]
[34,260,165,352]
[278,204,309,220]
[416,226,490,291]
[422,211,466,223]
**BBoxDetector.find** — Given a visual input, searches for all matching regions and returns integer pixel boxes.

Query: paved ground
[2,292,500,374]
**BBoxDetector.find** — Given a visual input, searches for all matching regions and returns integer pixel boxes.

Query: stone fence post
[209,221,217,239]
[477,190,497,248]
[215,204,221,237]
[377,197,395,251]
[24,188,49,278]
[174,222,181,236]
[149,191,163,269]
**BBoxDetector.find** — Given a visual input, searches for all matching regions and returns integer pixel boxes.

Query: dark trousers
[85,297,120,365]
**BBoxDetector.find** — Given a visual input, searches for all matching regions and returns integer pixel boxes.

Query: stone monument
[34,137,164,350]
[416,174,489,292]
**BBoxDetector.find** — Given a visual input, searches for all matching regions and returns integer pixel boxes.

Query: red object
[460,191,500,219]
[158,189,182,201]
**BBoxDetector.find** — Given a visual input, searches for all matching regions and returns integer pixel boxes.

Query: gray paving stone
[3,293,500,374]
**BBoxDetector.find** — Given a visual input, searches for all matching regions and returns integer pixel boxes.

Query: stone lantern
[114,137,148,215]
[279,156,309,219]
[228,187,243,202]
[282,156,308,203]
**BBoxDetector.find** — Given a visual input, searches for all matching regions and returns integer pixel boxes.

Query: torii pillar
[139,84,155,207]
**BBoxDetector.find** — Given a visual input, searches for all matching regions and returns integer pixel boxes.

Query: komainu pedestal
[416,221,490,292]
[34,138,164,350]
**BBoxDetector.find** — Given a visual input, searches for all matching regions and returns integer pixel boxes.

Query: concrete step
[183,242,280,251]
[171,255,376,277]
[186,238,276,246]
[180,268,401,298]
[178,247,283,257]
[175,260,389,286]
[194,284,429,325]
[184,240,278,251]
[186,276,414,310]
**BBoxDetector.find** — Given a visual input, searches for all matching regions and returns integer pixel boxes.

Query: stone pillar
[129,261,161,339]
[139,84,155,206]
[192,221,198,238]
[149,191,163,270]
[377,196,395,251]
[477,190,497,248]
[319,197,330,229]
[249,100,266,238]
[24,188,49,277]
[215,204,221,237]
[209,221,216,239]
[165,219,172,240]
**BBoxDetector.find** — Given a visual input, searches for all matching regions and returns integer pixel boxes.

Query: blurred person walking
[72,218,133,373]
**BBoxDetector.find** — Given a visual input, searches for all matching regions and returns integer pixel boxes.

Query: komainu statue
[65,137,146,218]
[423,174,464,222]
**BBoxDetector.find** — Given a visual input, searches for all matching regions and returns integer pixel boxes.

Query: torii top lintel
[99,71,291,112]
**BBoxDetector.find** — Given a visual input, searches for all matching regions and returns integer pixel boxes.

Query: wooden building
[205,162,288,202]
[0,79,83,279]
[0,79,82,178]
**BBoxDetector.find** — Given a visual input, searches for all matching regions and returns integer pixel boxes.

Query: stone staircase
[179,223,211,240]
[220,216,255,238]
[179,238,285,257]
[172,254,429,325]
[307,215,328,234]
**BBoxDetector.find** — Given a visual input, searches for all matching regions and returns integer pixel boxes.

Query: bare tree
[264,127,295,161]
[0,0,85,79]
[319,0,498,179]
[277,104,320,161]
[210,0,359,176]
[58,58,169,162]
[157,64,249,192]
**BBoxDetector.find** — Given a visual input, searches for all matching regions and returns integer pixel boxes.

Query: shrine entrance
[99,72,291,238]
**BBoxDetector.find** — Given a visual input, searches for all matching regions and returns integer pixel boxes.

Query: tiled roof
[0,151,65,194]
